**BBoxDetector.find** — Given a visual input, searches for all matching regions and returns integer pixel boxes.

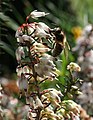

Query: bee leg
[53,42,56,49]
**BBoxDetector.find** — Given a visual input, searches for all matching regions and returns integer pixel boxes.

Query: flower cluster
[77,82,93,116]
[15,10,81,120]
[72,26,82,39]
[67,62,81,72]
[73,24,93,116]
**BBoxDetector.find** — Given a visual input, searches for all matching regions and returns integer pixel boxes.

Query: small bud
[76,91,82,95]
[67,93,73,99]
[67,62,81,72]
[71,85,78,90]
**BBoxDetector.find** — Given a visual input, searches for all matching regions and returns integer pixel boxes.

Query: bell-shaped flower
[34,96,44,109]
[43,88,63,107]
[61,100,80,115]
[41,107,61,120]
[34,54,57,79]
[17,74,28,90]
[30,10,49,19]
[16,66,32,79]
[16,34,35,44]
[48,88,63,102]
[15,29,23,38]
[35,25,50,38]
[16,46,25,62]
[37,22,50,33]
[28,110,36,120]
[16,67,23,77]
[32,42,51,54]
[27,22,36,35]
[22,35,35,43]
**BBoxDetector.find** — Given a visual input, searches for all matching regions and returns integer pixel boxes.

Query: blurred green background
[0,0,93,77]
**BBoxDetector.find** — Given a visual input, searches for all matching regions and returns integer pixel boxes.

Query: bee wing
[63,41,70,59]
[65,41,70,50]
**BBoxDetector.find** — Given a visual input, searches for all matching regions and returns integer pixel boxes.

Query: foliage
[70,0,93,26]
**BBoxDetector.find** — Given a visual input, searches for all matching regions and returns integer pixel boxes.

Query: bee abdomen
[52,43,63,57]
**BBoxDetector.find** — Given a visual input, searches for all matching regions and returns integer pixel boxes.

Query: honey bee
[50,28,70,57]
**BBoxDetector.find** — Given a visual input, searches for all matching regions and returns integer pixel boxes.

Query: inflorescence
[15,10,81,120]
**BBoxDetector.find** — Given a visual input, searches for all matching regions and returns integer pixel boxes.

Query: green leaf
[0,12,19,31]
[0,40,15,57]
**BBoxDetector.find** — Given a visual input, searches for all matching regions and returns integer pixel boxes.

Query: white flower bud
[30,10,49,19]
